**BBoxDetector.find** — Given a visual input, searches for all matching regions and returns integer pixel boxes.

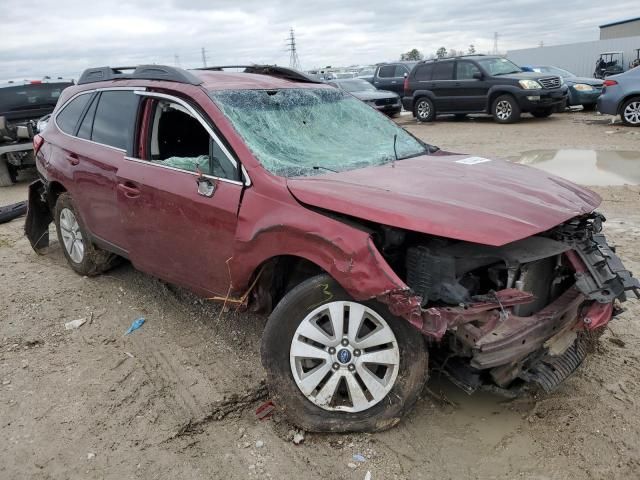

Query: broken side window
[209,88,427,178]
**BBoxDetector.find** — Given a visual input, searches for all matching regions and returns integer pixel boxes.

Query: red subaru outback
[27,65,639,432]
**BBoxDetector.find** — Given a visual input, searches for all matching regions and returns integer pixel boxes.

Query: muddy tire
[492,94,521,123]
[0,155,15,187]
[414,97,435,122]
[261,274,428,433]
[54,193,118,276]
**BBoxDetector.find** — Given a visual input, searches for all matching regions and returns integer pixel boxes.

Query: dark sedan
[328,78,401,116]
[529,65,603,110]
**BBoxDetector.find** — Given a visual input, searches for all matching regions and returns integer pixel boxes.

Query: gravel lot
[1,109,639,479]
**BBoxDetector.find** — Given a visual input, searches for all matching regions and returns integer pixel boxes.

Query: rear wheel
[531,108,553,118]
[620,97,640,127]
[492,94,521,123]
[414,97,435,122]
[54,193,118,276]
[261,274,428,432]
[0,155,15,187]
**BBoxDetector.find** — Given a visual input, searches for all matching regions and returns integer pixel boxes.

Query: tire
[54,193,118,276]
[531,108,553,118]
[582,103,596,111]
[414,97,435,122]
[492,94,521,123]
[0,155,15,187]
[0,201,27,224]
[261,274,428,433]
[620,96,640,127]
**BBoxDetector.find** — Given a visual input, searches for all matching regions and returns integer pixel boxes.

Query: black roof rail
[193,65,322,84]
[77,65,203,86]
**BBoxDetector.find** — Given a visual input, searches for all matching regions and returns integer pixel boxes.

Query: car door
[430,61,456,111]
[52,89,137,251]
[373,65,397,93]
[116,91,244,297]
[452,60,490,112]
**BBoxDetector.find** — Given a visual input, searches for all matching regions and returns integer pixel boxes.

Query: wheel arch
[617,92,640,115]
[487,87,519,111]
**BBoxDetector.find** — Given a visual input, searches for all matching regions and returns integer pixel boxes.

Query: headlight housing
[573,83,594,91]
[519,79,542,90]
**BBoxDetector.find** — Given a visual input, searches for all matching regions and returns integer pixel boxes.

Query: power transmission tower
[493,32,499,55]
[201,47,207,68]
[286,28,301,70]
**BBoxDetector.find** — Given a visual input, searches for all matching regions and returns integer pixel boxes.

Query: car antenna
[392,134,398,167]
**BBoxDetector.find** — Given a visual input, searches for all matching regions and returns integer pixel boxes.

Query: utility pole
[493,32,499,55]
[201,47,207,68]
[286,28,301,70]
[174,54,181,67]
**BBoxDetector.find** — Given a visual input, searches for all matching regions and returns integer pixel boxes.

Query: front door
[430,61,457,111]
[452,61,490,112]
[117,93,244,297]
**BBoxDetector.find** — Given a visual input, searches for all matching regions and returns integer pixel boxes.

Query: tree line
[400,45,476,61]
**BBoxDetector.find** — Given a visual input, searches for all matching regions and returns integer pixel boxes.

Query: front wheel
[492,94,521,123]
[261,274,428,432]
[620,97,640,127]
[531,108,553,118]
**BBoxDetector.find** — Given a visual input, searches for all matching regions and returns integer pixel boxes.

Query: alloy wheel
[623,101,640,125]
[417,100,431,120]
[289,301,400,413]
[59,208,85,263]
[495,100,513,120]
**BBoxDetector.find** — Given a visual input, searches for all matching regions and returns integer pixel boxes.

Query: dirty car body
[26,64,639,431]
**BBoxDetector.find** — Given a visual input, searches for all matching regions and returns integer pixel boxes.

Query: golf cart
[594,52,624,79]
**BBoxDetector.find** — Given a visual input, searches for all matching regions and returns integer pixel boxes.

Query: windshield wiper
[312,166,338,173]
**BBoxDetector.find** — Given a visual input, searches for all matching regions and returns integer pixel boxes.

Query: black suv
[368,62,417,96]
[402,55,568,123]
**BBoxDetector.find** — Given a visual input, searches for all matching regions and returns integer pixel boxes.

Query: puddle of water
[507,149,640,186]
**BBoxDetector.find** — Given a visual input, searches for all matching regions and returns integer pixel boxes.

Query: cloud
[0,0,636,80]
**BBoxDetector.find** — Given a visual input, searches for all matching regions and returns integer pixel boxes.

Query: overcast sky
[0,0,636,80]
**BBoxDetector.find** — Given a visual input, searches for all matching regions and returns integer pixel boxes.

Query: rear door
[430,61,457,111]
[452,60,490,112]
[116,91,243,297]
[373,65,397,92]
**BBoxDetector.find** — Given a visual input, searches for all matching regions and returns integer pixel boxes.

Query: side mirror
[472,72,484,80]
[403,72,408,78]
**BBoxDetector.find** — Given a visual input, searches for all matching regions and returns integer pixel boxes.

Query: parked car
[27,64,639,433]
[597,66,640,126]
[367,62,417,96]
[328,78,401,116]
[527,66,603,110]
[402,55,568,123]
[0,78,74,186]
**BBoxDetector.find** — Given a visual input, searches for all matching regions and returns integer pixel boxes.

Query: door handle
[65,153,79,166]
[390,81,397,84]
[117,182,141,198]
[455,82,461,86]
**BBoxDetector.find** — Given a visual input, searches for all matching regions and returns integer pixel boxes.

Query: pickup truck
[0,79,73,186]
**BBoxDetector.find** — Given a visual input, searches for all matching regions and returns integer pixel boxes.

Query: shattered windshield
[209,88,427,177]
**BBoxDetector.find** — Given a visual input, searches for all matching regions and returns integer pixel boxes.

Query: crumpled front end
[376,212,639,394]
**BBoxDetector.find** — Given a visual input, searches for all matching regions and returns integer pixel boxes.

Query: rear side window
[414,64,434,81]
[91,91,139,151]
[432,62,454,80]
[56,94,91,135]
[378,65,396,78]
[394,65,409,77]
[77,95,98,140]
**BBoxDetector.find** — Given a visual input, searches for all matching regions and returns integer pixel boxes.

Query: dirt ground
[1,109,639,480]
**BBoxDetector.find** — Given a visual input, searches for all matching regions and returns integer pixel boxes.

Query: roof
[194,71,326,91]
[599,17,640,28]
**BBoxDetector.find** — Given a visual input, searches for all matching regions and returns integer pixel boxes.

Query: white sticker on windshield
[455,157,492,165]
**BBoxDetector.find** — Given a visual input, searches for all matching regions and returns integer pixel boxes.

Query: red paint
[581,301,613,330]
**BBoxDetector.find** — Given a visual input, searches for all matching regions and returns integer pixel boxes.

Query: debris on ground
[292,431,305,445]
[255,440,264,448]
[353,453,366,462]
[64,318,87,330]
[255,400,275,420]
[348,462,358,469]
[364,471,372,480]
[124,317,145,335]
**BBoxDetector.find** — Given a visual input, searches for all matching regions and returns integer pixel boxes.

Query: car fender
[617,89,640,113]
[486,85,522,110]
[410,90,436,109]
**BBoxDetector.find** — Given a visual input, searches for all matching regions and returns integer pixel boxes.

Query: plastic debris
[347,463,358,469]
[364,471,372,480]
[124,318,145,335]
[292,432,305,445]
[65,318,87,330]
[87,452,96,460]
[255,440,264,448]
[255,400,275,420]
[353,454,366,463]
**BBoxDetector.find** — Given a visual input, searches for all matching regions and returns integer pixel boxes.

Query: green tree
[468,44,476,54]
[400,48,424,61]
[436,47,448,58]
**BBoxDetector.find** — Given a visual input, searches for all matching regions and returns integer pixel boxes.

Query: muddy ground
[1,110,639,479]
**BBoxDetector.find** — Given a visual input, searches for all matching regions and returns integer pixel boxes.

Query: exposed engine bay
[374,212,640,395]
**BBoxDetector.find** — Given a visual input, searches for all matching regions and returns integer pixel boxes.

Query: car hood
[286,154,601,247]
[565,76,604,87]
[352,90,399,101]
